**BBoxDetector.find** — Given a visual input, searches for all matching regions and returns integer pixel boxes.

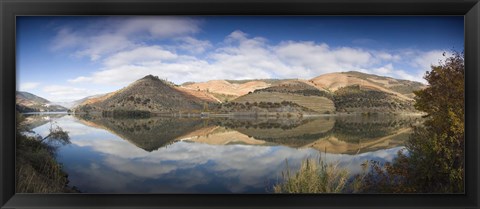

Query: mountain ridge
[72,71,426,115]
[16,91,68,113]
[73,75,215,114]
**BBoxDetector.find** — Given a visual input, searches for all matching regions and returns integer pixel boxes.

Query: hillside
[74,75,216,114]
[232,92,335,114]
[309,71,425,100]
[72,71,426,115]
[16,91,68,113]
[181,79,281,102]
[333,85,416,113]
[306,71,426,113]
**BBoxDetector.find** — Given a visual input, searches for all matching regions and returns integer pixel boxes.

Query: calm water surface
[27,114,422,193]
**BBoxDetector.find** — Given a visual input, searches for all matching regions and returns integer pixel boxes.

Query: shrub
[274,158,349,193]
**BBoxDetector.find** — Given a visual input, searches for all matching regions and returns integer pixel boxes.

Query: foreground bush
[15,112,76,193]
[273,158,349,193]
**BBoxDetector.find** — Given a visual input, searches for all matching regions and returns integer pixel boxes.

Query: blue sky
[16,16,464,102]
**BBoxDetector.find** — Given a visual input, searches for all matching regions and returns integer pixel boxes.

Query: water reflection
[76,115,205,151]
[28,114,421,193]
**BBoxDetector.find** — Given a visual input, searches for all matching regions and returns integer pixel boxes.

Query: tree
[406,51,464,192]
[358,51,465,193]
[39,122,70,146]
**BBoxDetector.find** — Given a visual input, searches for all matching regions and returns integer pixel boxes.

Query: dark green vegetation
[333,85,416,113]
[254,80,331,97]
[16,112,76,193]
[16,91,68,113]
[332,116,421,144]
[274,52,465,193]
[101,109,151,118]
[233,92,335,114]
[357,51,465,193]
[211,101,316,115]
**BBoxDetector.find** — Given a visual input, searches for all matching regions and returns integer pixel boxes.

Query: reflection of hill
[22,114,67,130]
[223,117,336,147]
[332,115,422,143]
[304,127,411,154]
[304,115,422,154]
[177,126,269,146]
[75,114,422,154]
[76,115,205,152]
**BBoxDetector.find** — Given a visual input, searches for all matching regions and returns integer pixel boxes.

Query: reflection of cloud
[32,115,104,137]
[43,116,407,193]
[60,121,405,193]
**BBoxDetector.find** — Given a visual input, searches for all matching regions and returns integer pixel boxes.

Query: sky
[16,16,464,103]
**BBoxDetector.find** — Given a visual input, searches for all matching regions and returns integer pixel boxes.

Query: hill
[232,92,335,114]
[333,85,416,113]
[306,71,426,113]
[16,91,68,113]
[237,80,335,113]
[181,79,284,102]
[72,71,426,115]
[309,71,425,100]
[74,75,216,114]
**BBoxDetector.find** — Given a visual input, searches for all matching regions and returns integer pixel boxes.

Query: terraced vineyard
[234,92,335,114]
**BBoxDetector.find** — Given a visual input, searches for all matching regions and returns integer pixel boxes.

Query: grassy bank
[273,158,349,193]
[16,113,77,193]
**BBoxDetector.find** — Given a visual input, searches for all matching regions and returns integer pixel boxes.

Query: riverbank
[72,110,425,119]
[16,133,78,193]
[16,112,78,193]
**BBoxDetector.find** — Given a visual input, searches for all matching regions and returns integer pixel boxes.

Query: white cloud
[74,34,134,61]
[372,64,394,74]
[64,30,443,89]
[51,17,201,61]
[275,41,374,73]
[377,51,401,62]
[42,85,103,102]
[118,17,200,39]
[175,36,212,54]
[412,50,446,71]
[19,82,41,91]
[102,46,178,67]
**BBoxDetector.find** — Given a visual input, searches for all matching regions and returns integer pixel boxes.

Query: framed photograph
[1,0,479,208]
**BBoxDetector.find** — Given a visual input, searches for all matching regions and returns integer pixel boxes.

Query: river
[24,113,422,193]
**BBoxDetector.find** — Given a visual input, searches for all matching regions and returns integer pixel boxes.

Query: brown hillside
[309,71,425,101]
[75,75,215,113]
[234,92,335,114]
[182,80,271,99]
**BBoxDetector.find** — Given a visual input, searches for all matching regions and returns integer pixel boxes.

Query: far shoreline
[24,110,426,119]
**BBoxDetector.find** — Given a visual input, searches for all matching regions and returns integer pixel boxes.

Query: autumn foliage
[358,51,465,193]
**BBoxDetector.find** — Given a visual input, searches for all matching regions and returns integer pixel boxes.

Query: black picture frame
[1,0,479,208]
